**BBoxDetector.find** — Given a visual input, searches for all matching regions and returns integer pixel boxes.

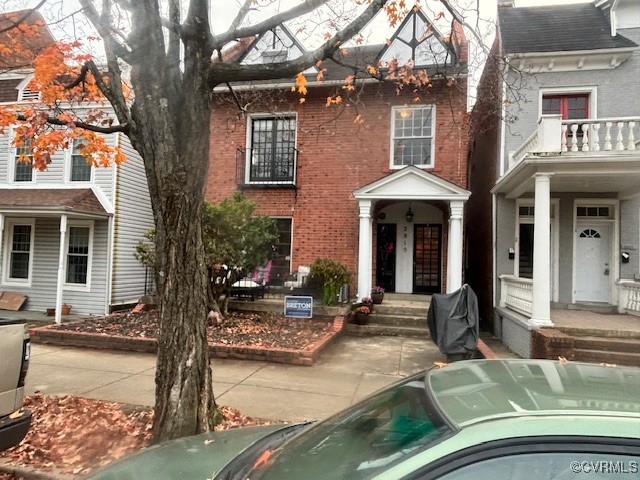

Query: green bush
[310,258,350,306]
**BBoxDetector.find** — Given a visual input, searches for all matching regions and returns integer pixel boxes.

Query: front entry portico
[354,166,470,300]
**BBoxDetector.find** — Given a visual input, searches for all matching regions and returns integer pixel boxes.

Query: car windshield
[248,371,451,480]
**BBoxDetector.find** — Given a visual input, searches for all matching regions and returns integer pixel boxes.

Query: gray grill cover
[427,284,479,357]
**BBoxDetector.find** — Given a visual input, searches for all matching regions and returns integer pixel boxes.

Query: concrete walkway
[26,335,446,423]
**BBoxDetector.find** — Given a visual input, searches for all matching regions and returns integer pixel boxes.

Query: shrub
[310,258,350,306]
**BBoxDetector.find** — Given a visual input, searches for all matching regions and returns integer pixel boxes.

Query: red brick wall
[207,80,469,285]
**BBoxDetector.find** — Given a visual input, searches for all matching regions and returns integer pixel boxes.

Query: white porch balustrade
[499,275,533,317]
[509,115,640,169]
[618,281,640,317]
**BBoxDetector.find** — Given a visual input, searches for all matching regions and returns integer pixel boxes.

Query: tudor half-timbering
[206,8,471,299]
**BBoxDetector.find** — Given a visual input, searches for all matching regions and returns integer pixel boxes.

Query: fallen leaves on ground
[52,310,334,350]
[0,395,269,477]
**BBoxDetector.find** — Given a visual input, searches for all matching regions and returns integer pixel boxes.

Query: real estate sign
[284,295,313,318]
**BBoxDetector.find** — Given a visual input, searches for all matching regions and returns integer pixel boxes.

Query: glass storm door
[413,224,441,293]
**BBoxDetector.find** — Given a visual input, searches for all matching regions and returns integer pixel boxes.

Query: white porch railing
[499,275,533,317]
[509,115,640,169]
[618,280,640,317]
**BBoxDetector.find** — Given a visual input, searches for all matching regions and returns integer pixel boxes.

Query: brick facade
[206,79,469,291]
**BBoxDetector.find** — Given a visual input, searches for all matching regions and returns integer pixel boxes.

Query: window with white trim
[248,115,296,183]
[70,139,93,182]
[65,225,92,285]
[14,140,34,182]
[391,105,435,168]
[3,220,34,283]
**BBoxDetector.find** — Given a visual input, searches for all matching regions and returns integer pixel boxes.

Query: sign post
[284,295,313,319]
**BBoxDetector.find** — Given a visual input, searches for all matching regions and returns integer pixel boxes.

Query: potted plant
[352,304,372,325]
[309,258,350,306]
[371,286,385,304]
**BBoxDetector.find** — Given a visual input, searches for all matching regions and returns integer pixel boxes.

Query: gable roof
[377,7,458,68]
[354,166,470,201]
[499,3,637,55]
[0,10,56,70]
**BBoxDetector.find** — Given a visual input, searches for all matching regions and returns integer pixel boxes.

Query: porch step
[367,313,427,328]
[346,323,430,338]
[572,348,640,367]
[573,335,640,354]
[566,303,618,315]
[372,303,429,316]
[556,326,640,339]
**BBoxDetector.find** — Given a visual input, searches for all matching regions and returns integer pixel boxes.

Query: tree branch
[209,0,388,86]
[437,0,489,56]
[15,113,128,134]
[211,0,330,51]
[78,0,132,60]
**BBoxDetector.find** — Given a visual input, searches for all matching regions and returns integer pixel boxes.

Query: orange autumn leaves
[0,39,127,171]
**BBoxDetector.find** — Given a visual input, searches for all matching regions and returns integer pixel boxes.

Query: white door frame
[571,199,619,305]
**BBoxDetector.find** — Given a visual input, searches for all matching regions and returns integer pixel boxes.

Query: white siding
[0,217,110,315]
[110,133,155,306]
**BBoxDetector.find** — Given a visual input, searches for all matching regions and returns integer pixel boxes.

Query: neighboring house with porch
[467,0,640,357]
[206,8,471,301]
[0,11,154,321]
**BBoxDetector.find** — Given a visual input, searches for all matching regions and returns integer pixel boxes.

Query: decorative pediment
[354,166,470,200]
[240,25,304,64]
[378,8,456,68]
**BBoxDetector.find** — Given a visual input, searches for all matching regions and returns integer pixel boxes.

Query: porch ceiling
[493,153,640,199]
[0,188,111,218]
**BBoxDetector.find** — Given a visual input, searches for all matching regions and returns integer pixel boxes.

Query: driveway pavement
[26,335,446,422]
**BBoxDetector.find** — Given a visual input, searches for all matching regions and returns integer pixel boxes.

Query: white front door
[575,224,611,303]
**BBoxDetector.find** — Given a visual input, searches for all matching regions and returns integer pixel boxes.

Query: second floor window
[14,142,33,182]
[391,106,435,168]
[542,94,589,120]
[71,140,93,182]
[249,116,296,183]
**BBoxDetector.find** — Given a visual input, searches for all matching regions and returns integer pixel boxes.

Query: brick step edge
[573,336,640,354]
[573,348,640,367]
[346,323,428,338]
[28,317,345,367]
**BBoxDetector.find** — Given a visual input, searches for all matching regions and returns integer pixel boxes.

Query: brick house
[0,11,154,321]
[206,8,471,300]
[467,0,640,357]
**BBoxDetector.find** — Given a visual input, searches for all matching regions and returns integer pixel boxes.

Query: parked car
[87,359,640,479]
[0,318,32,451]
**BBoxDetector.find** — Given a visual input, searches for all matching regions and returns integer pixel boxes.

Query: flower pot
[371,292,384,304]
[353,312,370,325]
[46,308,55,317]
[61,304,71,315]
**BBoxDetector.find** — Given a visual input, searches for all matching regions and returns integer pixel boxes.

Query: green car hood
[86,424,291,480]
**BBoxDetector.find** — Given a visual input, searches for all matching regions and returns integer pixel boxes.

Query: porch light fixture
[405,204,414,223]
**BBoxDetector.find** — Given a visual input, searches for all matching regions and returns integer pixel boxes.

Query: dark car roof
[428,359,640,425]
[499,3,637,55]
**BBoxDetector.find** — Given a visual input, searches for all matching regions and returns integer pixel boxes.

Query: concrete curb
[29,316,345,366]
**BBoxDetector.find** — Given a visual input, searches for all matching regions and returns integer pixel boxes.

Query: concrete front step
[368,313,427,328]
[566,303,618,314]
[573,335,640,354]
[346,323,430,338]
[372,303,430,316]
[573,348,640,367]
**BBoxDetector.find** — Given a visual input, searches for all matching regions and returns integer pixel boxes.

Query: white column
[55,215,68,325]
[357,200,373,300]
[446,201,465,293]
[531,174,554,326]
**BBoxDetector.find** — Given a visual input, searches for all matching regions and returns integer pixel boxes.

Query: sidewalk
[26,335,446,423]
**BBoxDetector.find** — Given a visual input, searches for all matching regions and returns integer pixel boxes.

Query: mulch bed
[0,395,270,478]
[50,309,335,350]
